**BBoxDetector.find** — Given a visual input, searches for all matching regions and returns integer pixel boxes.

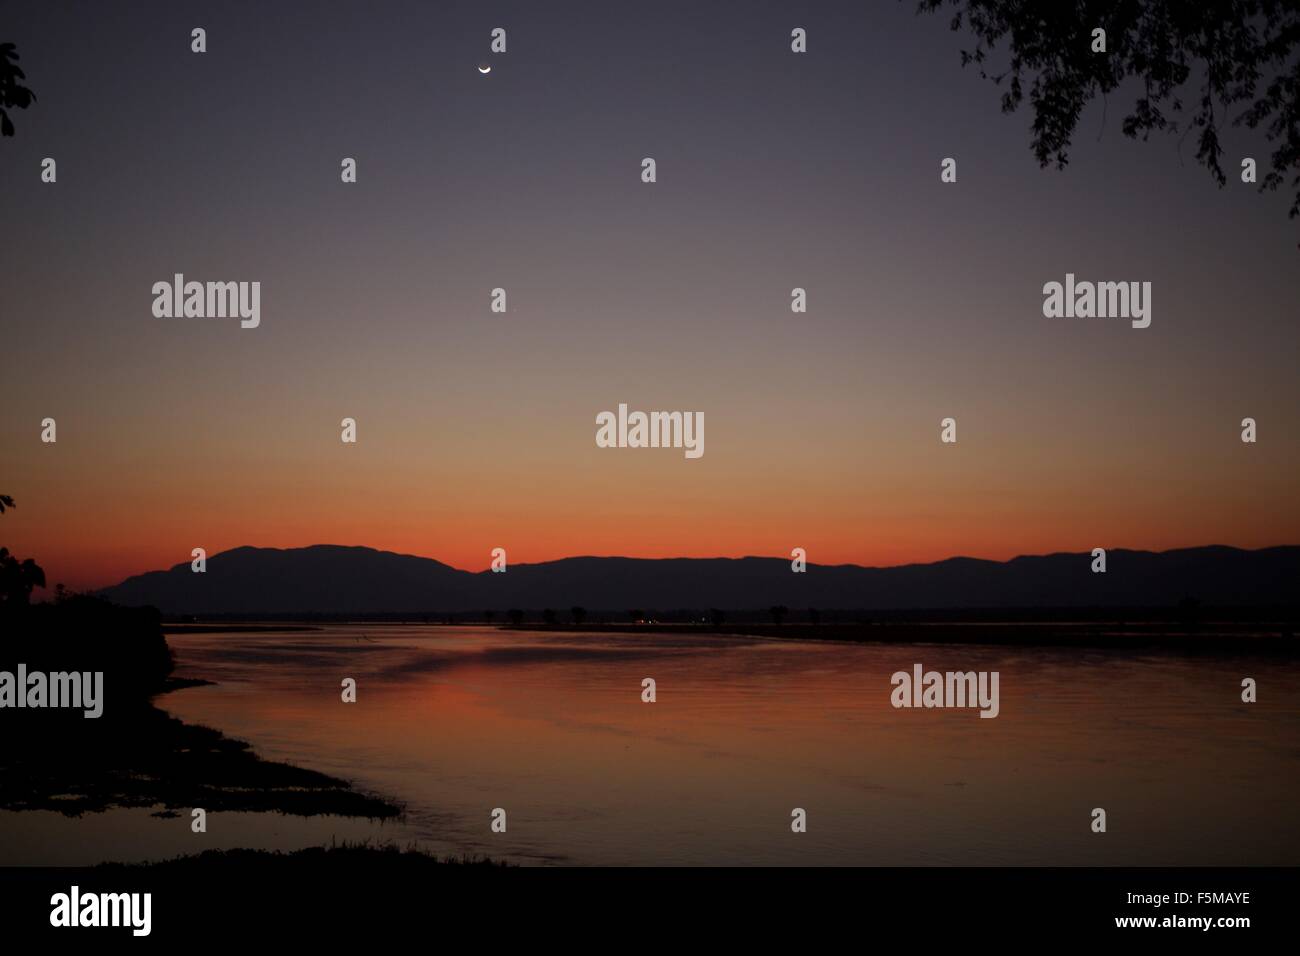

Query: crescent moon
[478,64,491,74]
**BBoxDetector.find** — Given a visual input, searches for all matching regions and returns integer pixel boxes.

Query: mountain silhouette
[96,544,1300,616]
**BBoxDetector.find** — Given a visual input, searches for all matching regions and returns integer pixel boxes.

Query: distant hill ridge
[96,544,1300,615]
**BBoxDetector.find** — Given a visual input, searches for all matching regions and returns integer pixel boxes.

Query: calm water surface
[4,625,1298,866]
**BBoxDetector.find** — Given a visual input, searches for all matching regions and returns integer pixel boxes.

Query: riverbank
[507,620,1300,654]
[1,598,400,820]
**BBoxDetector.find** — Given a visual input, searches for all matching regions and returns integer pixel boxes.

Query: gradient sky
[2,0,1298,591]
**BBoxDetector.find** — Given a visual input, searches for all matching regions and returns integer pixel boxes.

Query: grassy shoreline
[91,842,506,872]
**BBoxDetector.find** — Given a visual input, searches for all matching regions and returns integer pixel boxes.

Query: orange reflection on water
[128,626,1300,866]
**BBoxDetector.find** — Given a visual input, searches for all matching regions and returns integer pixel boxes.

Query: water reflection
[4,625,1298,866]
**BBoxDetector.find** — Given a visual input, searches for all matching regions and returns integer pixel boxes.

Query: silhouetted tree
[507,608,524,627]
[769,605,789,625]
[0,547,45,604]
[808,607,821,625]
[570,606,587,625]
[710,608,726,627]
[484,609,495,624]
[629,608,644,623]
[0,44,36,138]
[0,496,44,604]
[917,0,1300,217]
[542,608,557,626]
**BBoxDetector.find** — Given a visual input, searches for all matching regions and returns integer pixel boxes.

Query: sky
[2,0,1297,591]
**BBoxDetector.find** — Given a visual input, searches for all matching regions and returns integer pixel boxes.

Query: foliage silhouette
[0,496,47,603]
[0,43,36,138]
[0,547,45,604]
[917,0,1300,217]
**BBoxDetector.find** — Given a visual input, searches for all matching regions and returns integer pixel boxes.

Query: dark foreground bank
[0,596,399,818]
